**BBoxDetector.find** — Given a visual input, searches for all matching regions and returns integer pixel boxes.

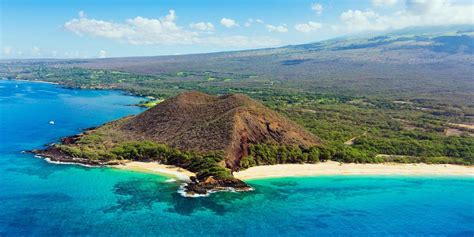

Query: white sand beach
[114,161,473,181]
[113,161,195,182]
[234,161,474,180]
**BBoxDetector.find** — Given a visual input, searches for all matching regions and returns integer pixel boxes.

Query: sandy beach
[234,161,474,180]
[113,161,195,182]
[114,161,473,181]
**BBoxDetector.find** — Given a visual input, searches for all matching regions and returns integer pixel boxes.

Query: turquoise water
[0,80,473,236]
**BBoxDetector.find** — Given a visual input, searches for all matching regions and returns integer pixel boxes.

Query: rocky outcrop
[184,176,252,196]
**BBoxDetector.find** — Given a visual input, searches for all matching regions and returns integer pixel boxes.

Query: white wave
[164,178,177,183]
[34,155,97,168]
[177,183,254,198]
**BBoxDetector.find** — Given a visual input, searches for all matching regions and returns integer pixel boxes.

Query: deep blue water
[0,80,473,236]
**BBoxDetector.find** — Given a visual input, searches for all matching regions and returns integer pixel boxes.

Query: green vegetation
[138,99,164,108]
[4,65,472,166]
[241,144,320,168]
[57,141,232,179]
[2,32,473,168]
[241,143,472,169]
[282,101,474,165]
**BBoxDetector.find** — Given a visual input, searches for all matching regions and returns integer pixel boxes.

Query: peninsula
[34,91,473,195]
[34,91,324,195]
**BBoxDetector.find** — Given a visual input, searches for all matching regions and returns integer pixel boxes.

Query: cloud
[31,46,41,56]
[244,18,253,27]
[339,10,387,32]
[220,18,239,28]
[338,1,474,33]
[405,0,444,14]
[189,22,214,31]
[98,49,107,58]
[311,3,323,14]
[294,21,322,33]
[245,18,264,27]
[266,24,288,33]
[65,10,197,45]
[372,0,398,6]
[64,10,280,48]
[3,46,12,56]
[78,10,85,18]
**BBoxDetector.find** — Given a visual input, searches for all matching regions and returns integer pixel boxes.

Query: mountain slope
[33,91,322,195]
[119,91,321,169]
[46,28,472,105]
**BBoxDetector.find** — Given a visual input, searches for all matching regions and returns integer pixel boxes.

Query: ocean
[0,80,473,236]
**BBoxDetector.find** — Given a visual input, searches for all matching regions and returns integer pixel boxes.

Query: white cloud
[405,0,444,14]
[3,46,12,55]
[244,18,253,27]
[311,3,323,14]
[78,10,85,18]
[245,18,264,27]
[31,46,41,56]
[51,50,58,57]
[220,18,239,28]
[65,10,198,45]
[338,1,474,33]
[294,21,322,33]
[189,22,214,31]
[339,10,387,32]
[266,24,288,33]
[64,10,279,48]
[98,50,107,58]
[372,0,398,6]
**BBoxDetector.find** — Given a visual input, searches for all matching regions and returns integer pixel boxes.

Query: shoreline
[113,161,196,182]
[234,161,474,180]
[3,78,148,101]
[109,160,473,181]
[3,78,60,84]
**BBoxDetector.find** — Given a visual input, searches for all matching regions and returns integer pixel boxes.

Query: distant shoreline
[234,161,474,180]
[2,78,60,85]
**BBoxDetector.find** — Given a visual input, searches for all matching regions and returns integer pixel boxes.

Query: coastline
[109,160,473,182]
[3,78,148,101]
[113,161,196,182]
[234,161,474,180]
[2,78,59,84]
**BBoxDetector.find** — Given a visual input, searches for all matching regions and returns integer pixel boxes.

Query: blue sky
[1,0,472,58]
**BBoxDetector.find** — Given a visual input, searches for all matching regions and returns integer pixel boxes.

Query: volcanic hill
[120,91,321,169]
[34,91,322,195]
